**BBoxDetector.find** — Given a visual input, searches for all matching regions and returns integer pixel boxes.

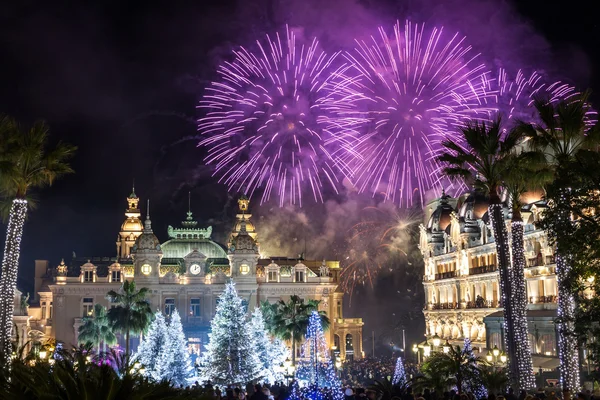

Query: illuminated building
[14,190,363,361]
[420,190,559,370]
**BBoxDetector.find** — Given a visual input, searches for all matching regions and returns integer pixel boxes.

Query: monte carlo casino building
[14,190,363,361]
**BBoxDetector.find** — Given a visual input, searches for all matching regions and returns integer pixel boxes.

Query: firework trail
[342,20,495,207]
[340,206,420,296]
[483,68,597,125]
[197,26,361,207]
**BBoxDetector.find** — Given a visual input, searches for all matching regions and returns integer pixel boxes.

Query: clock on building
[141,264,152,275]
[190,263,202,275]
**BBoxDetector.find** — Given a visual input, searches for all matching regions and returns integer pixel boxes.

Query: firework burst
[197,26,361,207]
[340,205,420,296]
[484,68,597,125]
[343,20,495,206]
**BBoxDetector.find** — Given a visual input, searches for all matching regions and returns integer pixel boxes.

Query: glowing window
[240,264,250,275]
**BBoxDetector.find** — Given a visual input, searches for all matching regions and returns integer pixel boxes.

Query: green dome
[160,238,228,259]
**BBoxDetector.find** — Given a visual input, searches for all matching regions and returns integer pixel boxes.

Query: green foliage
[107,280,153,355]
[78,303,117,352]
[0,114,76,215]
[265,295,329,363]
[416,345,483,395]
[1,345,209,399]
[438,116,521,201]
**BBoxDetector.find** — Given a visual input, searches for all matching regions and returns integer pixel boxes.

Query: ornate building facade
[15,191,363,362]
[420,190,559,370]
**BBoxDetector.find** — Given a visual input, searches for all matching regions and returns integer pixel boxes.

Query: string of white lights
[489,203,517,386]
[0,198,28,366]
[552,189,580,392]
[510,220,536,389]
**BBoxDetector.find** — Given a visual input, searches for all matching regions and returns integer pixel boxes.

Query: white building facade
[17,191,363,362]
[420,190,560,370]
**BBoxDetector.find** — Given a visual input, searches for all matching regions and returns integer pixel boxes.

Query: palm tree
[268,295,329,364]
[500,151,551,390]
[422,345,482,394]
[78,304,117,354]
[479,365,510,396]
[515,91,600,392]
[0,116,76,366]
[438,117,525,389]
[106,280,153,356]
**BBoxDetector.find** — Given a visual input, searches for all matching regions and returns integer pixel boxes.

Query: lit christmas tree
[462,338,487,399]
[135,311,168,381]
[392,357,406,386]
[250,307,289,383]
[159,309,195,387]
[197,281,261,385]
[296,311,344,400]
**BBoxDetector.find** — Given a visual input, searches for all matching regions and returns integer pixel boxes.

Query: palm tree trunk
[291,331,295,365]
[126,328,130,356]
[510,210,536,390]
[553,191,580,393]
[0,199,28,367]
[488,200,518,389]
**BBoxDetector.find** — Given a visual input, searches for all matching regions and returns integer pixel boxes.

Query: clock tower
[132,200,162,283]
[227,195,259,308]
[184,249,207,282]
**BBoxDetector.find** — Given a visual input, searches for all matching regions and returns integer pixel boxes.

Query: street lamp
[486,347,507,369]
[492,345,500,358]
[283,357,295,386]
[442,340,451,354]
[423,340,431,357]
[432,334,441,348]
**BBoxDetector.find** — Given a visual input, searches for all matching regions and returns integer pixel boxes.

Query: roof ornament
[144,199,152,231]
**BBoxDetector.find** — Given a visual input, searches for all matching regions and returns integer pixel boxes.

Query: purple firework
[197,26,360,207]
[485,68,597,125]
[343,20,495,206]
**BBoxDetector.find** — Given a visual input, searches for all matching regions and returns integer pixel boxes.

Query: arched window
[345,334,354,361]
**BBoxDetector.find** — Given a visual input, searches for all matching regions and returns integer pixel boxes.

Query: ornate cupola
[56,259,68,285]
[227,196,260,280]
[132,200,163,282]
[117,184,144,259]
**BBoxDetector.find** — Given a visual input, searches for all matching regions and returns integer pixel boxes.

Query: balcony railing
[430,302,458,310]
[434,271,458,280]
[529,295,557,304]
[465,299,499,309]
[469,265,498,275]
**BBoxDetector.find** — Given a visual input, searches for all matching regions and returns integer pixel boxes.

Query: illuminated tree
[392,357,406,386]
[296,311,343,400]
[135,311,168,381]
[197,281,260,385]
[516,91,600,392]
[159,309,194,387]
[439,117,526,389]
[0,115,76,367]
[250,307,289,383]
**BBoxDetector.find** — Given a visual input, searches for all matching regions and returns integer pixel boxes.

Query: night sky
[1,0,599,355]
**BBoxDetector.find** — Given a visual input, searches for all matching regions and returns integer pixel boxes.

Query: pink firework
[197,26,361,207]
[343,20,495,206]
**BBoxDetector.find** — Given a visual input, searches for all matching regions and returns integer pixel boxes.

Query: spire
[144,199,152,232]
[182,191,198,228]
[129,179,137,199]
